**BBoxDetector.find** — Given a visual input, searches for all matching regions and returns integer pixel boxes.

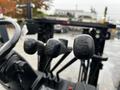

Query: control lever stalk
[50,47,72,77]
[43,58,52,73]
[56,57,77,81]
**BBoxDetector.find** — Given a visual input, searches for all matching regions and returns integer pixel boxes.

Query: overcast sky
[48,0,120,20]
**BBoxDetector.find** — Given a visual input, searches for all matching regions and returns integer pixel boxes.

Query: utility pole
[103,6,108,22]
[16,0,33,19]
[27,0,32,19]
[74,0,78,20]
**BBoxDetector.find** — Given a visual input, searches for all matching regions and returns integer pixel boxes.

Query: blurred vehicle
[54,24,64,33]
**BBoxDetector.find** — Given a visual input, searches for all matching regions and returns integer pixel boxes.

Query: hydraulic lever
[56,34,95,82]
[43,38,69,72]
[24,38,45,55]
[56,57,77,81]
[43,58,53,73]
[43,39,63,73]
[50,47,72,77]
[78,60,90,83]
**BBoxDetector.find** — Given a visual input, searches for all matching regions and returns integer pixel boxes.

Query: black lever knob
[73,34,95,60]
[24,38,44,55]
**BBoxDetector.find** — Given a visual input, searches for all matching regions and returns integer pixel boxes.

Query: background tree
[0,0,16,16]
[0,0,51,18]
[32,0,50,18]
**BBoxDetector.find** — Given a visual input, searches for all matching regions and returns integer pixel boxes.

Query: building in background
[54,9,97,22]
